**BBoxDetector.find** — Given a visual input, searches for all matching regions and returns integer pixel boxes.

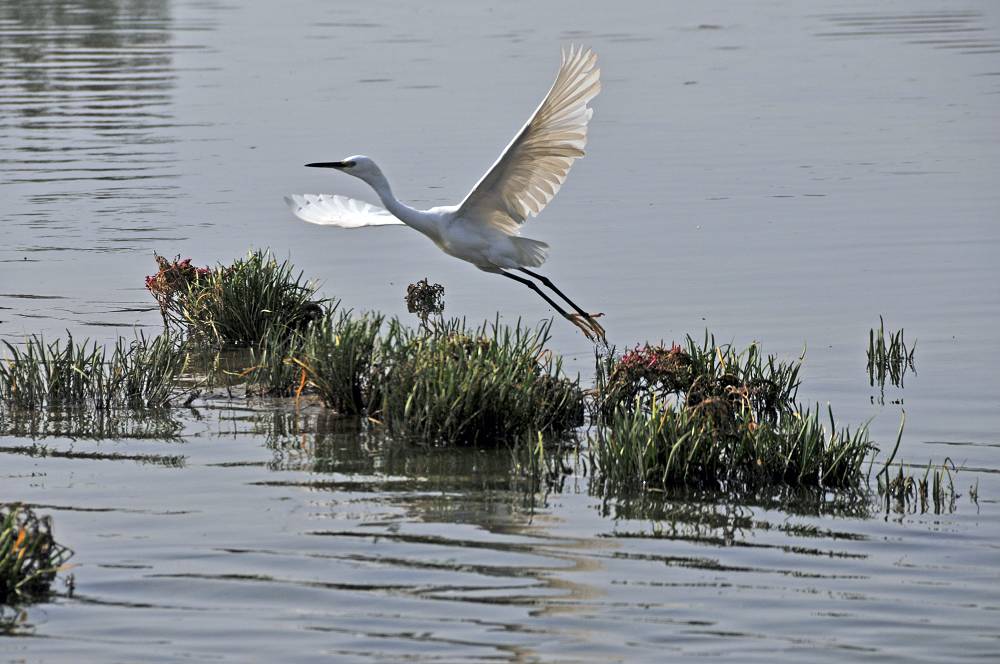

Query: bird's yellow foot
[565,313,597,341]
[584,314,607,344]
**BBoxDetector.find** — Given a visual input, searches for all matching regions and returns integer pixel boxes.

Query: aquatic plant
[146,250,324,347]
[878,459,957,515]
[289,310,384,413]
[1,504,73,603]
[0,333,184,410]
[594,400,872,491]
[590,336,872,491]
[867,317,916,390]
[372,318,584,445]
[145,254,211,330]
[595,335,802,424]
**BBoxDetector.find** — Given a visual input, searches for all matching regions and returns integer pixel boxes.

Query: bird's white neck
[361,170,417,222]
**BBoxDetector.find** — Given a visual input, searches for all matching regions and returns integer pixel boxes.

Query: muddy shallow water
[2,0,999,661]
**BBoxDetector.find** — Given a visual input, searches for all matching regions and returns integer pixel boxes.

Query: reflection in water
[0,0,206,254]
[0,405,182,440]
[0,397,994,658]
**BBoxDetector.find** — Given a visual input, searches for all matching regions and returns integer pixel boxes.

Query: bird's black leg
[517,268,605,341]
[500,271,597,341]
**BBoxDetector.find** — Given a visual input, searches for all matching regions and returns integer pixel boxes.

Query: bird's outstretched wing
[456,46,600,235]
[285,194,403,228]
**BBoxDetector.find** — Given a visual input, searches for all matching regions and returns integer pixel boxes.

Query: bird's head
[305,155,382,184]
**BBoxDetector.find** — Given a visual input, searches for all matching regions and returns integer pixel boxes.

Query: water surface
[2,0,999,661]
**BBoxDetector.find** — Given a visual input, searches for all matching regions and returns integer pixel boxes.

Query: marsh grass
[288,310,383,412]
[591,336,873,491]
[372,318,584,445]
[595,334,802,423]
[595,399,873,491]
[147,250,324,347]
[874,413,959,514]
[0,333,184,410]
[1,504,72,603]
[867,317,916,390]
[235,311,582,445]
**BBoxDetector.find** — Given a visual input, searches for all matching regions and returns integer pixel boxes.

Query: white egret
[286,46,605,341]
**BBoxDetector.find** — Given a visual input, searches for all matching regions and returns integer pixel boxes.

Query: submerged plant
[867,317,916,391]
[146,250,324,347]
[878,459,958,515]
[1,504,73,603]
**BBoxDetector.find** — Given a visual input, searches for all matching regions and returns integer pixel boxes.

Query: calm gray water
[2,0,999,661]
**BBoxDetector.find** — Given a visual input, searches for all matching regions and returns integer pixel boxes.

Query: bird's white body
[287,46,600,273]
[286,46,606,339]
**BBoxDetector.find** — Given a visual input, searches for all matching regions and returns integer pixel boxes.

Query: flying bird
[286,46,605,341]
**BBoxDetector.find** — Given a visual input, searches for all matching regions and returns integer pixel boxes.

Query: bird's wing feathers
[285,194,403,228]
[456,46,600,234]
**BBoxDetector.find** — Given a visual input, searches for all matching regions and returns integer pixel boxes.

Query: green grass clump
[372,319,584,445]
[867,316,916,389]
[592,335,873,491]
[290,310,384,413]
[238,313,581,446]
[146,250,323,347]
[1,504,72,603]
[596,399,873,490]
[0,333,184,410]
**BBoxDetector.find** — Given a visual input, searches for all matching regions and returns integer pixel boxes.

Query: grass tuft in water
[372,318,584,445]
[0,333,185,410]
[1,504,73,603]
[867,316,916,390]
[878,459,958,515]
[237,310,582,445]
[591,335,873,491]
[289,309,384,413]
[146,250,324,347]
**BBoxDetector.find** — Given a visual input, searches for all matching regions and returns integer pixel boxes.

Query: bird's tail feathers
[511,237,550,268]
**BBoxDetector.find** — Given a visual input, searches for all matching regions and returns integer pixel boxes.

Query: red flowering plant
[596,336,801,430]
[145,249,324,347]
[597,342,693,417]
[145,254,213,331]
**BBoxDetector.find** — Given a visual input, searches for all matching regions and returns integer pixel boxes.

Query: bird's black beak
[305,160,354,169]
